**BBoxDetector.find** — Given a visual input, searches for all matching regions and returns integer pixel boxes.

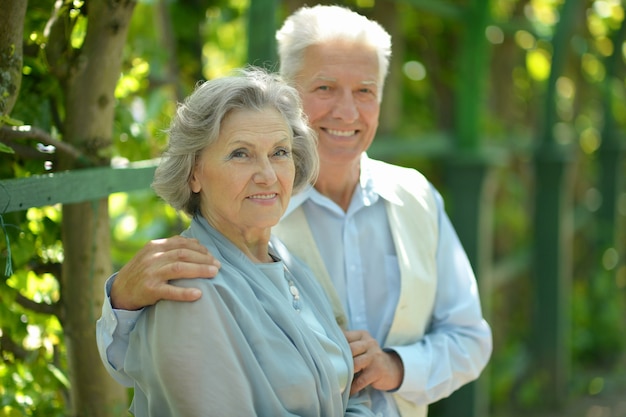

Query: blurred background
[0,0,625,416]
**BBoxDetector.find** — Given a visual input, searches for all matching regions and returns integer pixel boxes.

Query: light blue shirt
[292,186,401,416]
[297,183,399,344]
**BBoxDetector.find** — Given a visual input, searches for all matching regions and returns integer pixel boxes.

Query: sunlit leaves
[0,143,15,154]
[515,29,537,50]
[527,0,562,27]
[594,36,615,56]
[509,0,625,88]
[403,61,427,81]
[609,78,626,125]
[8,271,60,306]
[579,126,602,154]
[514,28,552,82]
[69,11,87,49]
[555,76,576,121]
[110,193,138,241]
[116,57,150,98]
[0,347,67,417]
[109,189,190,266]
[203,6,247,79]
[526,48,551,81]
[486,25,505,45]
[591,0,625,31]
[1,267,66,416]
[582,52,606,82]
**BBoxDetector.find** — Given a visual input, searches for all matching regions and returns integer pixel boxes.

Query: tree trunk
[0,0,28,117]
[57,1,136,415]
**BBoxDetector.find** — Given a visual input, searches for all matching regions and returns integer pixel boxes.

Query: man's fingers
[344,329,404,394]
[351,351,405,394]
[148,236,208,253]
[344,330,371,357]
[160,283,202,302]
[154,245,220,268]
[164,261,220,280]
[351,368,374,395]
[343,329,364,343]
[350,335,374,370]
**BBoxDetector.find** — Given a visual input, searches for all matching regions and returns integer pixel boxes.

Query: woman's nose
[253,158,277,184]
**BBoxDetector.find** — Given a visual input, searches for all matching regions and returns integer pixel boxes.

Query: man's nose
[332,91,359,122]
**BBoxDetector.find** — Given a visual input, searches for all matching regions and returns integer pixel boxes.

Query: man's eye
[358,86,377,95]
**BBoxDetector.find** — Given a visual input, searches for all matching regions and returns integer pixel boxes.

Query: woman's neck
[203,212,273,263]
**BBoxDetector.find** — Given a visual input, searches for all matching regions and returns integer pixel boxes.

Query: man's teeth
[327,129,356,137]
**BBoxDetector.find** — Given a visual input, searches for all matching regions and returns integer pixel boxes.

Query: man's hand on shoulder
[110,236,221,310]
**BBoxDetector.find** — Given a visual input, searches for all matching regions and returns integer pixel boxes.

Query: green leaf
[0,114,24,126]
[0,142,15,154]
[47,363,71,389]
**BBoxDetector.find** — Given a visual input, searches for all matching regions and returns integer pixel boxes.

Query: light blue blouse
[122,216,373,416]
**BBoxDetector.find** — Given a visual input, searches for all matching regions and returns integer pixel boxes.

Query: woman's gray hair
[276,5,392,100]
[152,67,319,216]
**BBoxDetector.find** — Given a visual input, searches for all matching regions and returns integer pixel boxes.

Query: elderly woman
[121,68,374,416]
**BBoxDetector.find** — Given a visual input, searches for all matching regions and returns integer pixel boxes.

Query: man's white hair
[276,5,392,99]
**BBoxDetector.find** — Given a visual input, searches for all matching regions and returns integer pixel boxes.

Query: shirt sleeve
[95,273,143,387]
[386,185,492,405]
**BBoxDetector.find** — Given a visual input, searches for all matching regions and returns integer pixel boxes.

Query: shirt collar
[282,153,402,219]
[360,153,404,206]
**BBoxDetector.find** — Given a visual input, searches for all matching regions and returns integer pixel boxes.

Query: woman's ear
[190,167,202,193]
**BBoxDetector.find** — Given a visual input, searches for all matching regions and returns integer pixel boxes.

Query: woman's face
[190,106,295,237]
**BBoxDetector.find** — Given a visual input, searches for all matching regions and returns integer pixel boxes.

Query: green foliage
[109,190,191,268]
[572,264,626,366]
[0,143,15,154]
[488,341,531,408]
[0,208,65,416]
[0,112,23,154]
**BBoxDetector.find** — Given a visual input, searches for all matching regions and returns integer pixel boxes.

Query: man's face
[294,40,381,169]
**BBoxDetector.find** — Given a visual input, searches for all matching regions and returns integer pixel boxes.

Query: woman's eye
[274,148,291,157]
[230,149,248,159]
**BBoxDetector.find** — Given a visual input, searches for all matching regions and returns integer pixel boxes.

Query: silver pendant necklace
[269,252,302,312]
[283,264,302,313]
